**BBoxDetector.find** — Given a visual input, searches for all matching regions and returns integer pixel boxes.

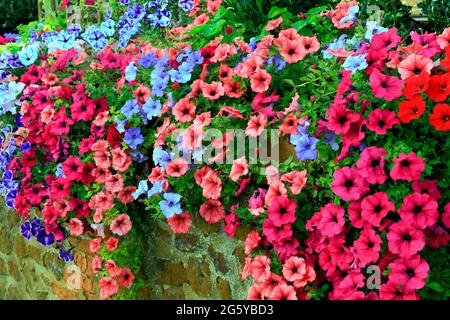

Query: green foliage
[0,0,38,33]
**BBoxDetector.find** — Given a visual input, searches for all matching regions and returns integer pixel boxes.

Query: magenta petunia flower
[331,166,369,201]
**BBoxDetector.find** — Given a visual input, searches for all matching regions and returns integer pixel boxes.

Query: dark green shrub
[0,0,38,34]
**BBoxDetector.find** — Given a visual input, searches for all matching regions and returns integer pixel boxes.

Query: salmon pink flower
[397,54,433,80]
[167,211,192,234]
[250,68,271,93]
[118,268,135,288]
[269,283,297,300]
[99,277,119,300]
[172,98,196,122]
[201,81,225,100]
[265,17,283,31]
[281,170,307,195]
[68,218,84,236]
[199,199,225,224]
[166,158,189,177]
[279,39,307,64]
[106,237,119,251]
[105,174,124,193]
[244,230,261,255]
[90,237,102,253]
[200,171,222,200]
[245,114,267,137]
[249,255,271,282]
[229,157,249,182]
[110,213,132,236]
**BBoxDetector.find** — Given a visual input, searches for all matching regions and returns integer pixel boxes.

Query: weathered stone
[155,261,187,286]
[187,258,212,296]
[51,281,80,300]
[160,286,186,300]
[174,233,200,251]
[208,245,230,274]
[217,277,232,299]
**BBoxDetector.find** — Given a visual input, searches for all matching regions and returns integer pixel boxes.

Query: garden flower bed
[0,0,449,300]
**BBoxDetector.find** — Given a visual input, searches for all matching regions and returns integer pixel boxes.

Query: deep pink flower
[326,104,361,135]
[262,218,293,243]
[398,193,439,229]
[411,179,441,200]
[331,166,369,201]
[388,255,429,290]
[356,146,388,184]
[354,228,382,267]
[366,108,399,134]
[267,196,297,227]
[390,152,425,181]
[370,27,401,53]
[387,221,425,258]
[369,69,403,101]
[361,192,395,227]
[379,281,419,300]
[318,203,345,238]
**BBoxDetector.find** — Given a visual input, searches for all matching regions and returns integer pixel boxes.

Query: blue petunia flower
[121,99,140,118]
[342,54,368,74]
[59,250,74,263]
[295,136,319,161]
[18,45,38,66]
[124,127,144,150]
[125,62,137,83]
[153,147,171,168]
[148,180,165,197]
[82,27,108,51]
[132,180,148,199]
[178,0,194,12]
[142,98,162,120]
[159,193,182,218]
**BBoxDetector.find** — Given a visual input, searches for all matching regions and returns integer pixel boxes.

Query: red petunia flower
[426,73,450,102]
[402,70,429,99]
[429,103,450,131]
[326,104,361,135]
[390,152,425,181]
[397,95,426,123]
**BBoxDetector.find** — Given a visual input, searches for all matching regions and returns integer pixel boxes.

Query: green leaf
[291,20,308,32]
[268,6,288,19]
[429,282,444,293]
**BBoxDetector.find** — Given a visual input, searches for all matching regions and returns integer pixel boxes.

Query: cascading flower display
[0,0,448,301]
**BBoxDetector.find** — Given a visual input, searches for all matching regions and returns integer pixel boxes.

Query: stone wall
[0,201,250,300]
[138,214,251,300]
